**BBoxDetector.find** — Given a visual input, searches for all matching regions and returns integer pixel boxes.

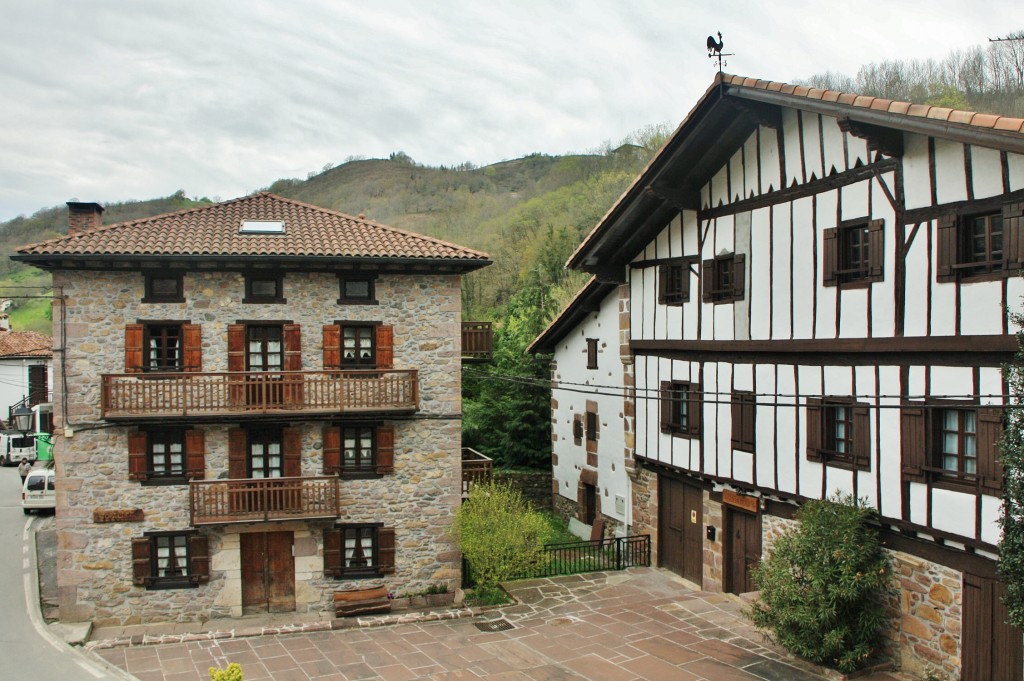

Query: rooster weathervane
[707,31,734,73]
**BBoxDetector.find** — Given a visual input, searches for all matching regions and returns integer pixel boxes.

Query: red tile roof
[720,73,1024,134]
[16,192,490,263]
[0,330,52,358]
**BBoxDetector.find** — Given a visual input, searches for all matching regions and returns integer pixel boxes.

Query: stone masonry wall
[493,469,552,512]
[52,269,463,625]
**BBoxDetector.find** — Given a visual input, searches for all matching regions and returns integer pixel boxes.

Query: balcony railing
[190,476,340,525]
[101,369,418,419]
[461,322,493,361]
[461,447,493,497]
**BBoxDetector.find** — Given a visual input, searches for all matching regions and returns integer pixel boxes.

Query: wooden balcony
[190,476,340,525]
[461,447,493,497]
[101,369,418,420]
[462,322,493,361]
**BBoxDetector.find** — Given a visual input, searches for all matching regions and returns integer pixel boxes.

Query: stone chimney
[66,201,104,234]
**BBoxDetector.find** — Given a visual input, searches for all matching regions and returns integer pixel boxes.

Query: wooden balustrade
[461,322,493,360]
[190,476,340,525]
[461,447,493,496]
[101,370,418,419]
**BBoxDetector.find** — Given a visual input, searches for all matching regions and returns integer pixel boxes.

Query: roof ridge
[721,72,1024,134]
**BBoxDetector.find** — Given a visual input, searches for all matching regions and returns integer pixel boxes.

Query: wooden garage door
[241,532,295,615]
[962,573,1022,681]
[658,476,703,585]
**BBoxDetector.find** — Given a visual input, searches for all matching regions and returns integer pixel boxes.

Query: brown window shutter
[573,415,583,444]
[376,425,395,474]
[185,429,205,480]
[283,324,302,371]
[732,254,746,300]
[128,431,148,480]
[660,382,672,432]
[282,427,302,477]
[322,324,341,369]
[322,426,341,475]
[978,407,1003,493]
[376,325,394,369]
[701,260,714,303]
[1003,201,1024,272]
[806,398,823,462]
[868,219,885,281]
[227,324,246,372]
[936,214,958,283]
[822,227,838,286]
[323,529,341,578]
[189,535,210,584]
[688,383,702,436]
[731,396,743,449]
[125,324,144,373]
[853,404,871,470]
[377,527,396,574]
[182,323,202,372]
[228,428,247,479]
[900,403,928,482]
[657,265,668,304]
[132,537,152,586]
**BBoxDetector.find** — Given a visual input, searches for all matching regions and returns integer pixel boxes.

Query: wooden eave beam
[646,183,700,210]
[837,117,904,157]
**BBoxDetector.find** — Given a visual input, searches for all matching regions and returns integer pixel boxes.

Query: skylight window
[240,220,285,234]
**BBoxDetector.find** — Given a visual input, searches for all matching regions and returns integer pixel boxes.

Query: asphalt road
[0,465,133,680]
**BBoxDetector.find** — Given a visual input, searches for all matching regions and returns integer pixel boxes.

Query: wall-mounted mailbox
[706,525,716,541]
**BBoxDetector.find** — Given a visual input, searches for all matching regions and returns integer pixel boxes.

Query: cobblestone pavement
[92,568,909,681]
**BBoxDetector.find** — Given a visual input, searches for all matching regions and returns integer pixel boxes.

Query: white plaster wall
[821,116,847,176]
[1009,150,1024,191]
[902,134,932,210]
[961,280,1004,335]
[729,146,745,203]
[0,358,50,414]
[759,125,782,194]
[549,287,629,527]
[933,139,968,204]
[791,197,815,339]
[742,135,759,200]
[903,220,930,337]
[846,132,870,171]
[782,108,803,187]
[802,113,824,181]
[749,208,772,340]
[814,190,839,338]
[971,145,1004,199]
[770,204,792,339]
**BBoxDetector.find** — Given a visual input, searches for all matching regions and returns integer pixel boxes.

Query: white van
[1,432,35,466]
[22,468,54,514]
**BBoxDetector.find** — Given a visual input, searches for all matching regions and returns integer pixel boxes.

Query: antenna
[706,31,735,73]
[989,35,1024,42]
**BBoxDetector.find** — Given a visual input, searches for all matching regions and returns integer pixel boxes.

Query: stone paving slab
[90,568,913,681]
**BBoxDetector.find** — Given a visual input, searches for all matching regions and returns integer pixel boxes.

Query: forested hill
[0,131,667,332]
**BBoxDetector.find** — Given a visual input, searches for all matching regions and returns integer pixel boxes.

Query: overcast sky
[1,0,1020,222]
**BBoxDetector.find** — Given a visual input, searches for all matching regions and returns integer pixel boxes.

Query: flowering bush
[209,663,243,681]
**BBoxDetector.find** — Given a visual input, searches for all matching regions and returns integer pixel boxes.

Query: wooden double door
[658,476,703,585]
[241,532,295,614]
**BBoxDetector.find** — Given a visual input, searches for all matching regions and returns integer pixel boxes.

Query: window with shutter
[586,338,598,369]
[901,400,1003,493]
[662,381,701,438]
[731,391,756,453]
[702,254,745,303]
[806,398,871,471]
[327,524,393,578]
[824,218,884,287]
[936,201,1022,283]
[573,415,583,444]
[133,531,204,590]
[658,263,688,305]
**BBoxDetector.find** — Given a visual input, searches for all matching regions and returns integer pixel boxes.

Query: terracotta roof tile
[16,192,490,264]
[0,331,52,358]
[720,72,1024,138]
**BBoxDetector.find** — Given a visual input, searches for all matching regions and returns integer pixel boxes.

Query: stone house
[533,72,1024,680]
[13,192,490,625]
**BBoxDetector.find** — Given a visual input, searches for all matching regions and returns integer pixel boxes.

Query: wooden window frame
[823,218,884,288]
[806,397,870,471]
[243,272,286,304]
[142,271,185,303]
[323,424,394,477]
[937,200,1023,283]
[586,338,598,370]
[143,323,184,372]
[658,262,689,305]
[660,380,702,439]
[143,429,188,485]
[132,531,209,590]
[731,390,756,453]
[338,321,379,368]
[936,406,979,482]
[337,274,378,305]
[325,524,395,579]
[247,426,285,479]
[901,399,1002,494]
[585,410,599,442]
[702,254,745,304]
[572,415,584,444]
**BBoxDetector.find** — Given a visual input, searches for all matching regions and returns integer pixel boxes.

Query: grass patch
[464,584,511,606]
[9,295,52,334]
[538,511,578,545]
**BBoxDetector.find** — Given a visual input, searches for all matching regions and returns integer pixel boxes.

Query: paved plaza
[91,568,909,681]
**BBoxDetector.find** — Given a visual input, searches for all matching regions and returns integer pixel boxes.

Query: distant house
[0,317,52,417]
[534,73,1024,680]
[13,192,490,625]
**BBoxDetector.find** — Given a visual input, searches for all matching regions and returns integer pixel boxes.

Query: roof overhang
[528,278,617,354]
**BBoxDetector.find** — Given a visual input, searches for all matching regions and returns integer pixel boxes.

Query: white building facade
[544,73,1024,680]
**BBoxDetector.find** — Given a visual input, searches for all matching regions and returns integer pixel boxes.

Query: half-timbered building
[535,73,1024,680]
[13,193,490,625]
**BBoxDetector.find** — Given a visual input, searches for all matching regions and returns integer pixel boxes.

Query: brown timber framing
[632,335,1015,366]
[698,158,899,221]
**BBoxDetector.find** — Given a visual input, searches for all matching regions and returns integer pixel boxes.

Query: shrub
[209,663,243,681]
[452,481,547,589]
[747,493,890,673]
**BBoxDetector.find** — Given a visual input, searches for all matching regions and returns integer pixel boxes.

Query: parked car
[22,467,54,514]
[1,432,35,466]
